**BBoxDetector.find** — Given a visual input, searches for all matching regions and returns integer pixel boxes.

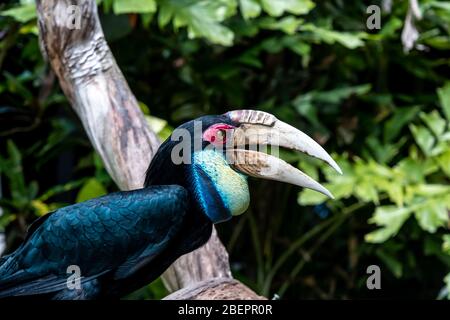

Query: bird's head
[145,110,341,223]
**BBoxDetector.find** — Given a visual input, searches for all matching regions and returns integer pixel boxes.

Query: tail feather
[0,254,19,281]
[0,275,57,298]
[0,271,107,299]
[0,254,63,298]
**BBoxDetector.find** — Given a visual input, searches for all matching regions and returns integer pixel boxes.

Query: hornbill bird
[0,110,341,299]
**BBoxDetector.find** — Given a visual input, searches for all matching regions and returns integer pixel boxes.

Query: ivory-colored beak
[226,110,342,199]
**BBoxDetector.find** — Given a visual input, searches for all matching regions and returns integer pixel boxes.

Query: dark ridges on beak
[226,109,342,199]
[227,110,342,175]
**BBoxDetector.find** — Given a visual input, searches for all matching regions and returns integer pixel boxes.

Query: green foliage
[0,1,35,23]
[1,0,450,299]
[301,23,366,49]
[299,103,450,241]
[298,84,450,293]
[157,0,236,46]
[113,0,157,15]
[0,141,86,230]
[123,277,168,300]
[76,178,107,203]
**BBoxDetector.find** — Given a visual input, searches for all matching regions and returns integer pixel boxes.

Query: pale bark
[164,278,265,300]
[36,0,262,299]
[401,0,423,53]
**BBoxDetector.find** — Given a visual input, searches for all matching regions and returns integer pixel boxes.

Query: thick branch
[163,278,265,300]
[36,0,157,190]
[36,0,261,299]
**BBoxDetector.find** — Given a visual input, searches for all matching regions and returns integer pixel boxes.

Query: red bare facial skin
[203,123,235,146]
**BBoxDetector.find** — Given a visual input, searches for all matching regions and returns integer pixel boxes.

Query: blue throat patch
[190,150,250,223]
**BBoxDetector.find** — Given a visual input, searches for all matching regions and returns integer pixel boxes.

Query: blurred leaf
[315,84,371,104]
[146,277,169,299]
[297,188,328,206]
[260,0,314,17]
[282,36,310,66]
[445,273,450,300]
[376,249,403,278]
[326,181,354,199]
[76,179,107,203]
[436,149,450,176]
[380,17,403,37]
[0,213,16,231]
[259,16,303,35]
[0,141,27,205]
[31,200,50,217]
[426,1,450,12]
[3,72,34,102]
[139,101,151,115]
[412,184,450,197]
[146,115,173,140]
[366,206,412,243]
[0,3,36,23]
[437,82,450,122]
[113,0,156,14]
[146,115,167,134]
[299,160,319,181]
[410,124,435,156]
[239,0,261,20]
[414,201,448,233]
[302,24,365,49]
[354,179,379,204]
[293,84,371,129]
[38,180,86,202]
[384,106,420,142]
[124,277,168,299]
[443,235,450,255]
[420,111,446,137]
[158,0,236,46]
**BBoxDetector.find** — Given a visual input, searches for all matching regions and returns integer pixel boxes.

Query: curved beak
[225,110,342,199]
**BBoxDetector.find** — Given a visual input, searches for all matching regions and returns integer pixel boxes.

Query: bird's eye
[211,129,226,143]
[203,123,235,145]
[216,129,226,140]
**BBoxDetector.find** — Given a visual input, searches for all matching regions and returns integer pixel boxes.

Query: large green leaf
[365,206,412,243]
[414,201,449,233]
[0,3,36,23]
[158,0,236,46]
[410,124,436,156]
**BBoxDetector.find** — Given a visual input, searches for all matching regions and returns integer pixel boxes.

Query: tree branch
[36,0,262,299]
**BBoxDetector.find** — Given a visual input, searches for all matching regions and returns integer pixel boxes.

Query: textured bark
[161,228,233,292]
[36,0,158,190]
[164,278,265,300]
[36,0,261,299]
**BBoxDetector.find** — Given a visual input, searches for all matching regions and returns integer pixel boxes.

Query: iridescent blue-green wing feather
[0,185,188,298]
